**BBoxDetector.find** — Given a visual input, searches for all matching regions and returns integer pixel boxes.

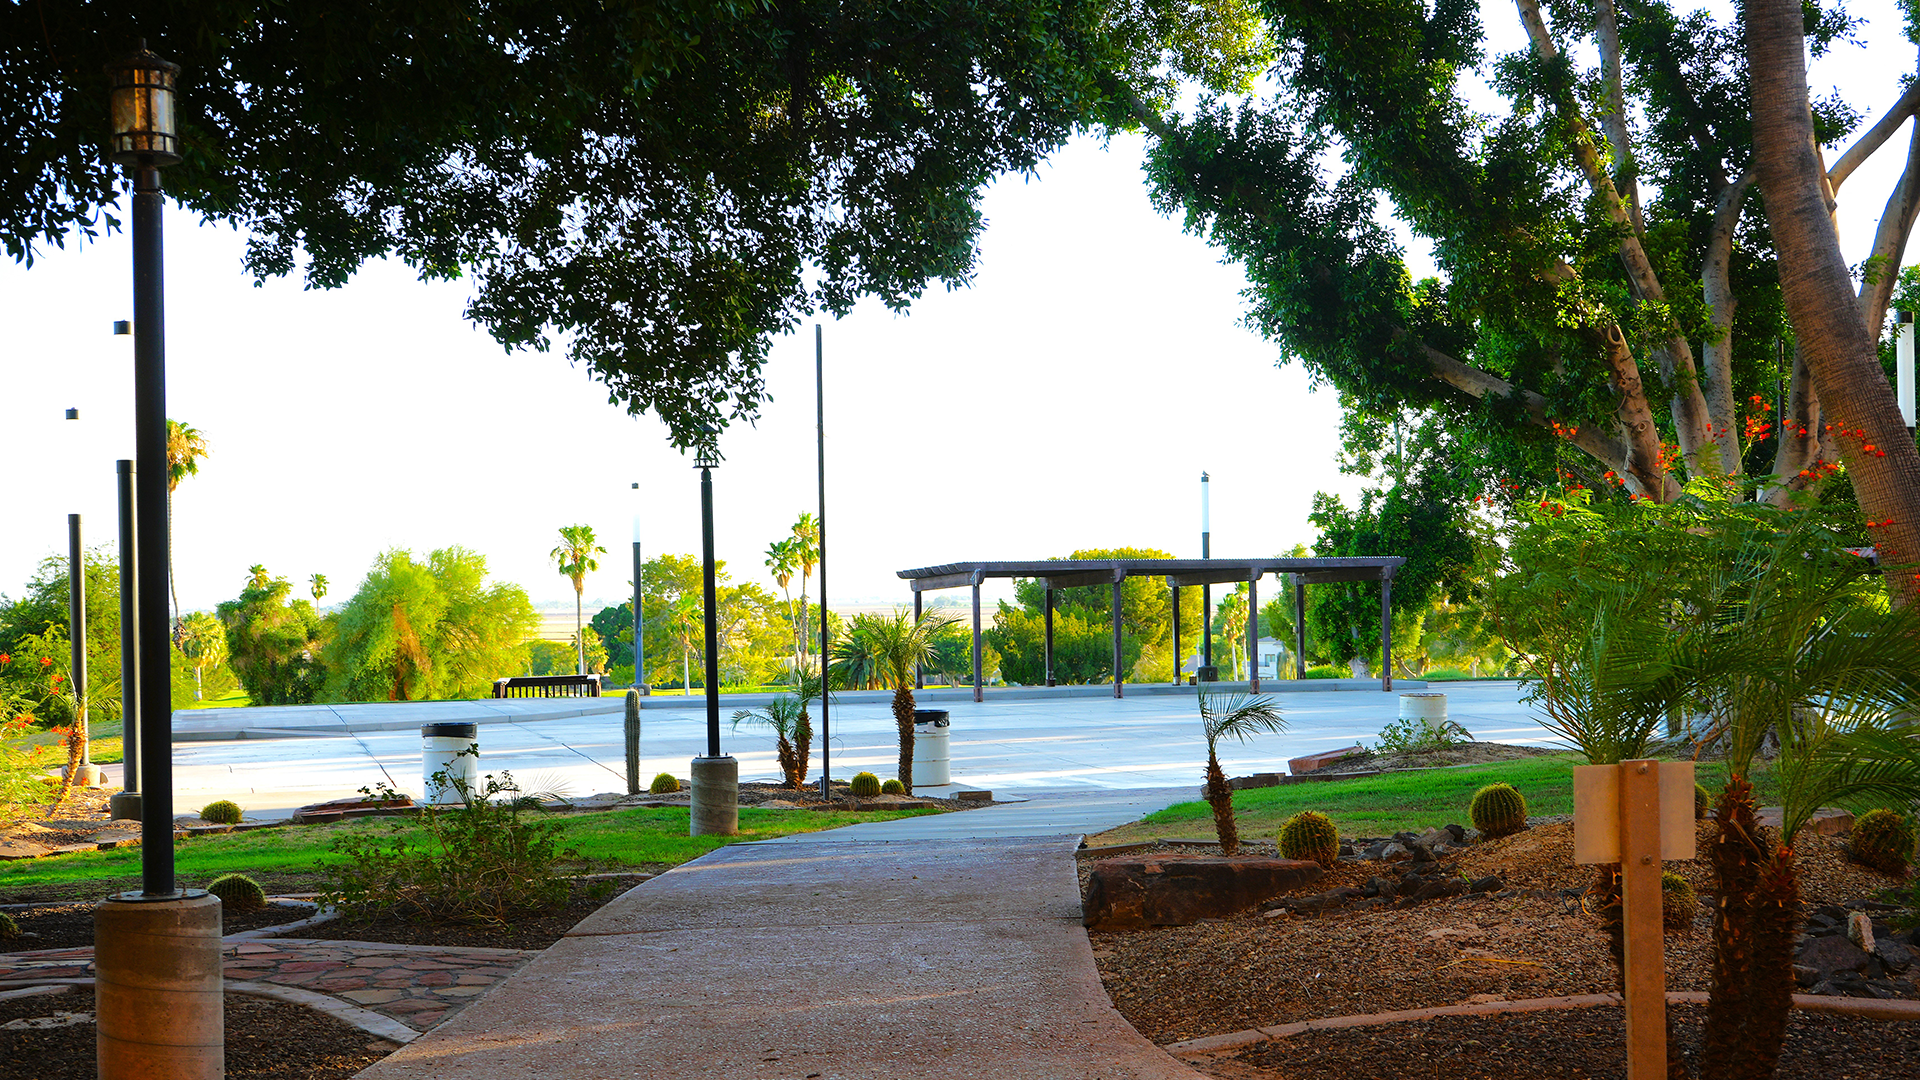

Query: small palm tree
[791,513,820,663]
[1198,687,1286,855]
[550,525,606,675]
[765,538,802,677]
[731,689,814,789]
[833,608,959,794]
[247,564,271,591]
[165,419,210,630]
[177,611,228,701]
[667,594,701,695]
[309,573,329,606]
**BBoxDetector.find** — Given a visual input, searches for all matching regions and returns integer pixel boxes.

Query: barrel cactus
[649,772,680,794]
[849,772,882,797]
[207,873,268,913]
[1851,808,1915,875]
[880,779,905,795]
[1661,871,1697,933]
[1278,811,1340,868]
[199,799,243,824]
[0,912,17,939]
[1469,783,1528,839]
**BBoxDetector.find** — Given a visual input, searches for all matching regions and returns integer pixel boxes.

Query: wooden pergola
[896,557,1408,701]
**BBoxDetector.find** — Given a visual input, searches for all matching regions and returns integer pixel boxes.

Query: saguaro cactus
[625,689,642,795]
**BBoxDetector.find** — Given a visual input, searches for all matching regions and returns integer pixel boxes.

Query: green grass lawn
[182,687,252,709]
[1089,755,1782,845]
[0,804,939,902]
[17,718,124,765]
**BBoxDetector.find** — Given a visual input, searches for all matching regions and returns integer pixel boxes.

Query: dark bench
[493,674,603,699]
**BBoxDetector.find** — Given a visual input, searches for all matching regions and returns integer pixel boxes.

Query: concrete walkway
[356,833,1206,1080]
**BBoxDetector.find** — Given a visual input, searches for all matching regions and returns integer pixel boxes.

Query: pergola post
[1111,577,1123,699]
[1169,581,1181,685]
[913,590,924,690]
[1247,572,1259,693]
[970,575,983,703]
[1044,587,1055,687]
[1380,568,1394,692]
[1293,575,1307,681]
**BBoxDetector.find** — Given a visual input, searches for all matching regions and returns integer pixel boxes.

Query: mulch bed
[0,989,396,1080]
[274,874,657,950]
[2,902,319,953]
[1203,1005,1920,1080]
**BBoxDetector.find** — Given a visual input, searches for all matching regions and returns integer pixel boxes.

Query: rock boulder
[1083,856,1323,930]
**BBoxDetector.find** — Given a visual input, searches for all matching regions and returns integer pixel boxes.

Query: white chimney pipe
[1899,310,1915,430]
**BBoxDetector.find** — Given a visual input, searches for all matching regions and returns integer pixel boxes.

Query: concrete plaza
[128,681,1555,819]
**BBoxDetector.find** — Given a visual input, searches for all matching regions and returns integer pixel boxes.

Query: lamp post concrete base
[63,763,106,788]
[689,755,739,836]
[108,792,142,821]
[94,890,223,1080]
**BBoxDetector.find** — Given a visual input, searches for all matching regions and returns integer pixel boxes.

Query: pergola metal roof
[896,557,1407,700]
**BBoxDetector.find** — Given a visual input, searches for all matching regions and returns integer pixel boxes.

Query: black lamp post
[97,40,223,1080]
[630,482,647,694]
[688,440,737,835]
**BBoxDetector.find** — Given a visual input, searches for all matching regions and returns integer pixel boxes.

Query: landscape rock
[1755,806,1853,836]
[1083,856,1324,930]
[1848,911,1877,954]
[1468,876,1502,893]
[1796,934,1871,987]
[1876,940,1914,975]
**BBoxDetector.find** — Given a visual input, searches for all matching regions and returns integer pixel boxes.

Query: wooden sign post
[1573,759,1696,1080]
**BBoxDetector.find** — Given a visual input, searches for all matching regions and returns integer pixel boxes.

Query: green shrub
[1302,665,1342,679]
[1662,871,1697,933]
[320,769,577,927]
[649,773,680,794]
[200,800,243,824]
[849,772,881,797]
[880,779,905,795]
[1851,809,1916,875]
[1372,716,1473,755]
[1278,811,1339,868]
[0,715,58,826]
[1470,783,1528,838]
[207,873,268,912]
[1695,783,1712,820]
[0,911,17,939]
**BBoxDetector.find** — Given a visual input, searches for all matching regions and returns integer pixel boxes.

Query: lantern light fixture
[106,39,183,167]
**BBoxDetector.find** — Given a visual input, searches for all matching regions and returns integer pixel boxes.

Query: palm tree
[550,525,606,675]
[309,573,329,606]
[833,607,958,794]
[765,538,802,679]
[247,564,271,591]
[667,594,701,695]
[731,688,814,789]
[176,611,228,701]
[791,513,820,665]
[1198,687,1286,855]
[165,419,210,630]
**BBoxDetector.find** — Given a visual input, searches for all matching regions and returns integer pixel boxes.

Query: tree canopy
[7,1,1264,449]
[322,547,538,702]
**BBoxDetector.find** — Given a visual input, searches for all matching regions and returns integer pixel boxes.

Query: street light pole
[109,460,141,821]
[688,446,737,836]
[1201,472,1213,678]
[630,482,646,693]
[67,514,100,787]
[96,40,223,1080]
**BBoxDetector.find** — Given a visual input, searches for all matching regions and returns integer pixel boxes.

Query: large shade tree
[4,1,1264,450]
[1133,0,1920,605]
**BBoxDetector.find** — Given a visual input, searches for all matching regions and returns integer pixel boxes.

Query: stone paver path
[0,932,540,1038]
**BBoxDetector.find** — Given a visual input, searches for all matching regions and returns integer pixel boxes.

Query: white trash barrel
[1399,692,1448,734]
[913,710,951,787]
[421,722,479,805]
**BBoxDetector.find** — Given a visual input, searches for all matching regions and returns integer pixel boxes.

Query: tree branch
[1617,0,1732,197]
[1828,81,1920,195]
[1515,0,1719,476]
[1857,118,1920,335]
[1702,169,1756,475]
[1595,0,1643,233]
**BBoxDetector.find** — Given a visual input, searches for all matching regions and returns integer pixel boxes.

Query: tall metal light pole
[96,40,225,1080]
[816,325,832,798]
[109,459,140,821]
[630,482,646,693]
[1200,472,1213,679]
[67,513,100,787]
[688,443,737,835]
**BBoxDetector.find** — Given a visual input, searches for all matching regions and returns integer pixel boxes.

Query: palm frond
[1199,687,1286,751]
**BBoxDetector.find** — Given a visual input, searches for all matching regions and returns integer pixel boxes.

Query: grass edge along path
[0,805,941,898]
[1088,755,1782,846]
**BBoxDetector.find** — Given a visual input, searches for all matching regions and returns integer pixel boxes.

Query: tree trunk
[1703,776,1767,1080]
[1748,0,1920,608]
[1204,751,1238,856]
[1856,119,1920,335]
[1594,0,1643,233]
[893,685,916,795]
[575,588,586,675]
[167,489,179,636]
[795,708,811,788]
[1766,345,1827,505]
[1704,171,1757,474]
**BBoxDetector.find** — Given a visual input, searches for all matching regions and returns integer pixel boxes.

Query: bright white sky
[4,2,1916,616]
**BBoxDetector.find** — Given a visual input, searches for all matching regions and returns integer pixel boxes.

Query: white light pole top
[631,482,642,543]
[1200,472,1210,534]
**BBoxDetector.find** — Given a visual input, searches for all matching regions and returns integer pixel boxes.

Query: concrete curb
[222,902,339,941]
[225,979,420,1044]
[1165,991,1920,1058]
[0,982,78,1001]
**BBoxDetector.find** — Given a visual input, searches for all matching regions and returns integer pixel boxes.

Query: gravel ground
[0,989,395,1080]
[1089,821,1917,1046]
[1195,1005,1920,1080]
